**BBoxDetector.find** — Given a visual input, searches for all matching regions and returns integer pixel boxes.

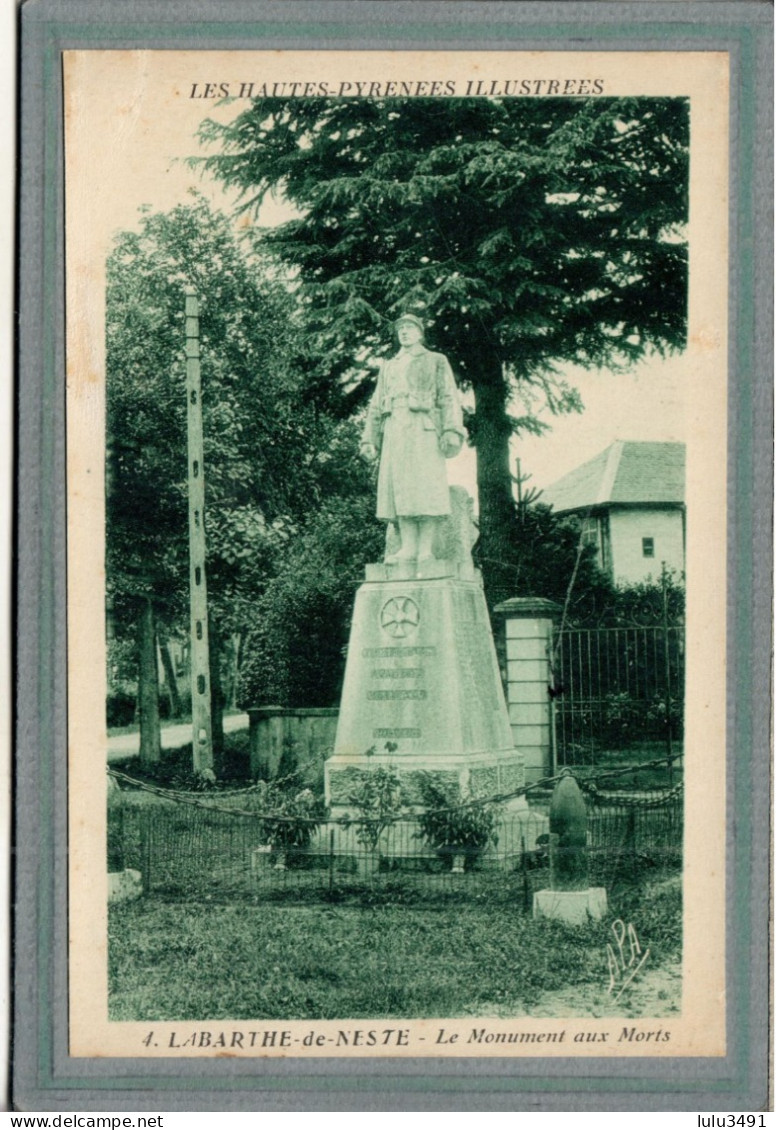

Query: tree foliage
[237,476,383,709]
[507,501,685,627]
[106,195,356,633]
[197,95,689,602]
[106,195,370,753]
[507,502,616,623]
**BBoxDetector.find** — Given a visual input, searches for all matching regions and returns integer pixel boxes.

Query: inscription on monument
[362,646,437,658]
[373,727,422,739]
[367,689,428,701]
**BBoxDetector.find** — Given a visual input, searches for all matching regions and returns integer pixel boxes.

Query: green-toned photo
[62,48,729,1059]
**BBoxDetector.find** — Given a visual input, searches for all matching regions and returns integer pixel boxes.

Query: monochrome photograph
[61,47,729,1061]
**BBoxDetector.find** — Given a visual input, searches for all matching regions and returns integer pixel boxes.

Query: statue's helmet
[394,313,425,335]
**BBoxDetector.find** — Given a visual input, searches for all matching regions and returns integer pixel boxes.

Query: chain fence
[108,766,683,905]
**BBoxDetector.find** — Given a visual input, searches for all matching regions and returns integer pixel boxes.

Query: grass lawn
[109,880,681,1021]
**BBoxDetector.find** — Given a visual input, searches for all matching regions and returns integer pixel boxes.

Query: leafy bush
[237,487,383,709]
[253,777,327,851]
[110,730,252,791]
[415,773,499,858]
[646,696,684,739]
[600,692,644,747]
[107,691,136,729]
[342,757,404,851]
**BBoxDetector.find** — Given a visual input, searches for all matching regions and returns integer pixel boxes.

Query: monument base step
[326,748,526,811]
[365,557,478,583]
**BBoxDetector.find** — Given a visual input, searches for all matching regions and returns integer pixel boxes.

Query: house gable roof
[540,441,685,514]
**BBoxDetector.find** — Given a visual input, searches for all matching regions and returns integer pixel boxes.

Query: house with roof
[540,441,685,585]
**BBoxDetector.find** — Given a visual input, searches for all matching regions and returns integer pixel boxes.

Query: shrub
[107,691,136,728]
[342,757,404,851]
[110,730,252,791]
[237,492,383,709]
[415,773,499,858]
[600,692,643,747]
[253,777,327,851]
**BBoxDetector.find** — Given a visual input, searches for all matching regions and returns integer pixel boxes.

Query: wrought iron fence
[109,788,682,905]
[552,625,684,773]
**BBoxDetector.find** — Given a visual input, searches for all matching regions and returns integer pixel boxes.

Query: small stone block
[364,559,462,582]
[532,887,608,925]
[507,701,547,725]
[507,681,549,705]
[505,618,551,639]
[250,846,273,872]
[469,766,498,796]
[498,762,527,793]
[504,636,549,660]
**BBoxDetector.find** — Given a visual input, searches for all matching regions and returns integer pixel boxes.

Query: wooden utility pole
[185,288,214,773]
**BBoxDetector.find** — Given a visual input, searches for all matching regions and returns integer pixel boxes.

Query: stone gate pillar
[493,597,562,783]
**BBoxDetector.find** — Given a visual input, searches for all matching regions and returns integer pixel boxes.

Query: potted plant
[342,759,404,876]
[253,777,326,870]
[415,773,499,872]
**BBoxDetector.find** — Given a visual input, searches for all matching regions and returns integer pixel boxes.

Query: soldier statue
[360,313,464,564]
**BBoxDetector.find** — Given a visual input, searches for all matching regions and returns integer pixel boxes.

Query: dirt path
[465,960,681,1019]
[107,712,249,760]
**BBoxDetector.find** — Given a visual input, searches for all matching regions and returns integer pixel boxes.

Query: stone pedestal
[325,563,525,810]
[494,597,561,783]
[533,887,608,925]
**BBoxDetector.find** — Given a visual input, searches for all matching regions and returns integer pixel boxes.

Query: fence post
[626,806,638,885]
[141,808,153,895]
[493,597,562,783]
[328,827,335,893]
[521,834,531,912]
[661,563,675,785]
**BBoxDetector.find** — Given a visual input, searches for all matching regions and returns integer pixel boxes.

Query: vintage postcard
[64,45,727,1062]
[14,3,772,1110]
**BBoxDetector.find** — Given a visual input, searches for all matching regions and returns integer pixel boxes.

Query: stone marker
[533,772,607,924]
[325,314,524,813]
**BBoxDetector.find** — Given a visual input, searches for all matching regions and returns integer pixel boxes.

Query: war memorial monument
[324,314,527,811]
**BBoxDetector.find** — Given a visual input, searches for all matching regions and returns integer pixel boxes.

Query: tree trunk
[208,613,225,771]
[471,365,519,609]
[158,637,182,718]
[137,598,161,766]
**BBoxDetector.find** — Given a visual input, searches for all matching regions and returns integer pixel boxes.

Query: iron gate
[551,624,684,771]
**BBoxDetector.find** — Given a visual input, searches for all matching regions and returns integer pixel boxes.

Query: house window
[642,537,655,558]
[581,517,599,550]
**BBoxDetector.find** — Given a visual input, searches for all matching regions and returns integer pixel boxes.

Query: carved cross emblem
[379,596,420,639]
